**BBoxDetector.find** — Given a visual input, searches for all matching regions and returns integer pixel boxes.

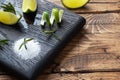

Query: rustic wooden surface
[1,0,120,80]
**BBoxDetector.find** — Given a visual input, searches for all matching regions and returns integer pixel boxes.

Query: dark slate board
[0,0,86,80]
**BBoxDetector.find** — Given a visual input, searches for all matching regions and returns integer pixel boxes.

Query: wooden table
[1,0,120,80]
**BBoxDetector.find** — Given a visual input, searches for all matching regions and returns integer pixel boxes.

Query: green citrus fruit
[22,0,37,13]
[61,0,89,9]
[0,11,21,25]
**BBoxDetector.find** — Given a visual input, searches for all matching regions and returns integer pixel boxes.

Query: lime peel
[22,0,37,13]
[40,8,64,27]
[61,0,89,9]
[0,11,21,25]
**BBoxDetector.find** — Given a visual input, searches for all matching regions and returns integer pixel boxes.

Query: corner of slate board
[0,0,86,80]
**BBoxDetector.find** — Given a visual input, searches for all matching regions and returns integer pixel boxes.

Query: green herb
[19,38,33,50]
[0,39,9,49]
[43,29,56,34]
[52,34,61,41]
[1,2,16,14]
[40,8,64,41]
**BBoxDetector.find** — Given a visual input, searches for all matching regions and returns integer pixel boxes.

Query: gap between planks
[0,72,120,80]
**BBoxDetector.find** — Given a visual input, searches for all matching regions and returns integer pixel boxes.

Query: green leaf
[0,39,9,45]
[0,39,9,49]
[19,41,25,50]
[23,38,27,50]
[43,29,56,34]
[26,38,34,42]
[19,38,33,50]
[1,2,16,14]
[52,33,61,41]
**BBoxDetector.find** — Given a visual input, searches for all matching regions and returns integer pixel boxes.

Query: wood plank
[73,3,120,14]
[42,32,120,73]
[80,13,120,33]
[38,72,120,80]
[0,72,120,80]
[0,75,16,80]
[90,0,120,3]
[48,0,120,13]
[42,13,120,73]
[48,0,120,3]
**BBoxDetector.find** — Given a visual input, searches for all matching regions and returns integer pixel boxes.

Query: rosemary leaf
[19,38,33,50]
[0,39,9,49]
[52,34,61,41]
[19,42,25,50]
[23,38,27,50]
[43,29,56,34]
[26,38,34,42]
[1,2,16,14]
[0,39,9,45]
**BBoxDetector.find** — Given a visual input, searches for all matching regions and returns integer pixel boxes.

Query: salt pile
[13,38,41,60]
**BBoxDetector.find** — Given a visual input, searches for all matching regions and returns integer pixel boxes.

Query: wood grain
[81,13,120,33]
[0,75,16,80]
[1,72,120,80]
[43,33,120,73]
[48,0,120,13]
[90,0,120,2]
[42,0,120,77]
[49,0,120,3]
[38,72,120,80]
[1,0,120,80]
[42,13,120,73]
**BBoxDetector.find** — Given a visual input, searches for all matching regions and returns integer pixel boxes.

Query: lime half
[0,11,21,25]
[22,0,37,13]
[61,0,89,9]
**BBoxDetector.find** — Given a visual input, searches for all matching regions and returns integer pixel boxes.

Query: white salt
[13,38,41,60]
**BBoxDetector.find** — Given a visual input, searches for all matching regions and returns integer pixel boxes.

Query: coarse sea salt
[13,38,41,60]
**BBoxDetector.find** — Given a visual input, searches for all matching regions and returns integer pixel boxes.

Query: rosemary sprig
[0,39,9,49]
[43,29,61,41]
[0,39,9,45]
[19,38,33,50]
[43,29,56,34]
[1,2,16,14]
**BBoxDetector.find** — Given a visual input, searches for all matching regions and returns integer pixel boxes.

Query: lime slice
[40,8,64,27]
[51,8,64,24]
[22,0,37,13]
[52,8,59,23]
[59,10,64,23]
[40,11,51,26]
[61,0,89,9]
[0,11,21,25]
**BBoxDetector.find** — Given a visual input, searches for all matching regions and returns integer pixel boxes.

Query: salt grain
[13,38,41,60]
